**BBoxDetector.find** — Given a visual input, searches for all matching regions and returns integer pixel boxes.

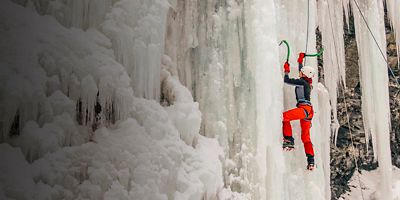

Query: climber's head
[300,66,315,79]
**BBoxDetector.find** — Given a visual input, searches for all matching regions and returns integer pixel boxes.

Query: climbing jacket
[284,75,312,105]
[283,53,313,106]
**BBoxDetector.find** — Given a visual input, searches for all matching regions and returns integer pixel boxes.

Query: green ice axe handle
[279,40,290,61]
[305,47,324,57]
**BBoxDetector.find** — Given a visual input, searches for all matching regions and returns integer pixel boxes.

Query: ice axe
[279,40,324,61]
[279,40,290,62]
[304,46,324,65]
[305,47,324,57]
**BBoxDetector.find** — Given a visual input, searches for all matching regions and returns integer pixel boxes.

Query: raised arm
[297,52,306,71]
[284,74,305,86]
[283,61,305,86]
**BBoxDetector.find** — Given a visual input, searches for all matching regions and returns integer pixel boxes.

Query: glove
[284,61,290,73]
[297,52,306,64]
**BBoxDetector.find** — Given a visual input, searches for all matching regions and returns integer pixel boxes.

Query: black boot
[282,136,294,151]
[306,154,315,170]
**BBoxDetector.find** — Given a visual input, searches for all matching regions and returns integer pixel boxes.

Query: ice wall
[165,1,262,197]
[30,0,168,100]
[165,0,332,199]
[350,0,393,199]
[275,1,331,200]
[247,1,284,199]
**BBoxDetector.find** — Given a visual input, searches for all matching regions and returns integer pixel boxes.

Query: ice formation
[350,0,393,199]
[386,0,400,63]
[317,0,347,144]
[0,0,397,199]
[164,0,332,199]
[0,0,224,199]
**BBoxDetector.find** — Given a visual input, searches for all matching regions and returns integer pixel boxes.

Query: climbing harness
[299,105,313,122]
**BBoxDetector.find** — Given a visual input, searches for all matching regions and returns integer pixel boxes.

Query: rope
[326,1,366,199]
[351,0,400,87]
[304,0,310,65]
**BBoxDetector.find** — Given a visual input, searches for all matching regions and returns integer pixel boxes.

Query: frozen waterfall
[0,0,398,199]
[165,0,331,199]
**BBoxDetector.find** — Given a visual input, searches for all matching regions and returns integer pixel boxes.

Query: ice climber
[282,52,316,171]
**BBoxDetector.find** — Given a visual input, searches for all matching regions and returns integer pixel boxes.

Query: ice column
[246,0,285,199]
[315,83,332,200]
[351,0,392,199]
[386,0,400,63]
[317,0,347,144]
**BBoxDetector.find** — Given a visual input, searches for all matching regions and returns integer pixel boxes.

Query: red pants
[282,104,314,156]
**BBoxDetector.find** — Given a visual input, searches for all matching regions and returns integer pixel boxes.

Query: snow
[0,144,36,199]
[5,113,222,200]
[161,68,202,146]
[339,167,400,200]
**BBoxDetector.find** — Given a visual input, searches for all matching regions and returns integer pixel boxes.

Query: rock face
[329,12,400,200]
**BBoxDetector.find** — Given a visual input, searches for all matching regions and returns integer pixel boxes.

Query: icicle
[342,0,351,30]
[42,0,113,29]
[114,88,134,121]
[385,0,400,64]
[98,75,114,118]
[68,73,81,102]
[317,0,347,145]
[248,0,283,199]
[80,75,98,126]
[101,0,169,100]
[351,0,392,199]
